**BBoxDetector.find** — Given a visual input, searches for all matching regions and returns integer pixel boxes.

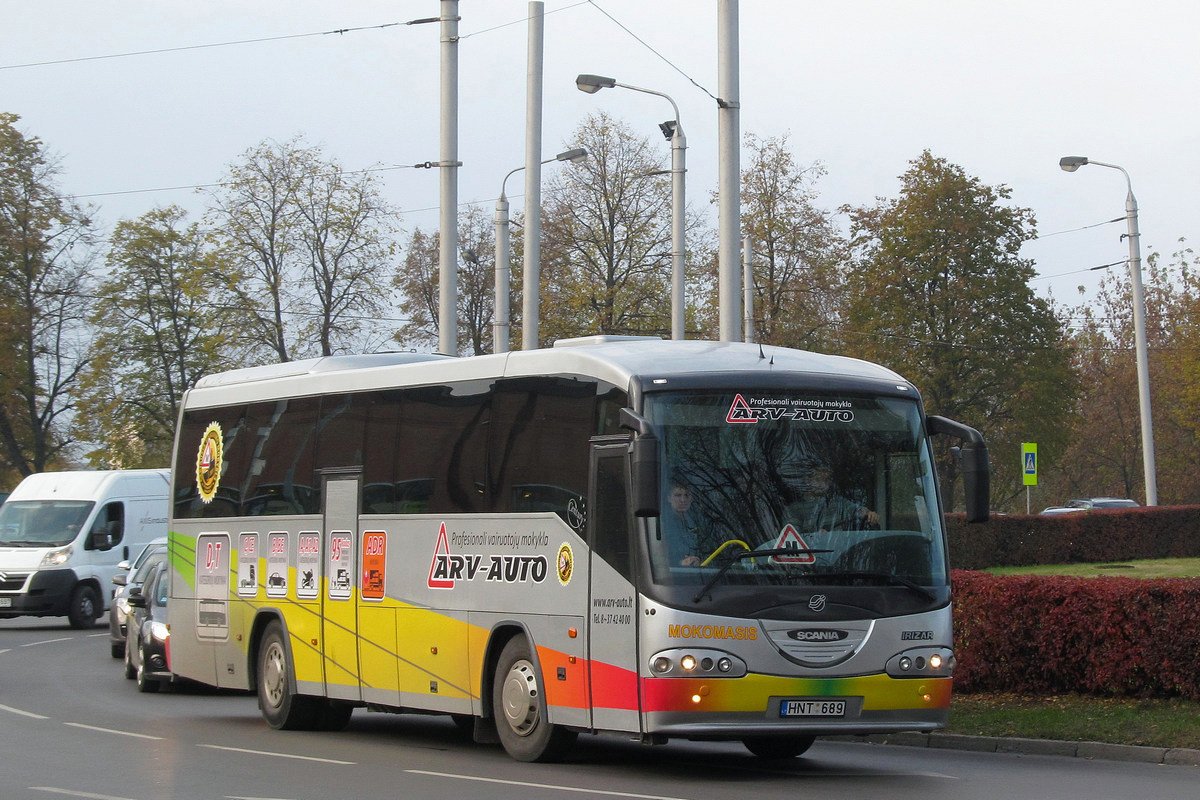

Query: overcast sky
[5,1,1197,317]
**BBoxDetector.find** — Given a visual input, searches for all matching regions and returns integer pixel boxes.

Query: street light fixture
[1059,155,1158,505]
[494,147,588,353]
[576,73,687,340]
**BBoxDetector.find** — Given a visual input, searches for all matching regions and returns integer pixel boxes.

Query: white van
[0,469,170,628]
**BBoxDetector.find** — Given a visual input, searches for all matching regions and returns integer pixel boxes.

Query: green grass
[952,558,1200,748]
[946,693,1200,749]
[984,557,1200,579]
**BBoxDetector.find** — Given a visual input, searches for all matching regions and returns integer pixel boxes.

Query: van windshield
[0,500,95,547]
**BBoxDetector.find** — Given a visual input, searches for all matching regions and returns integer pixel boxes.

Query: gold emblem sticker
[557,542,574,586]
[196,422,223,503]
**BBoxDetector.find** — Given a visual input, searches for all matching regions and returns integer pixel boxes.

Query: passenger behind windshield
[657,475,720,567]
[783,462,878,533]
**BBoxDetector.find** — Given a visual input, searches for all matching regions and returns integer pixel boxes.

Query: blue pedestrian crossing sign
[1022,443,1038,486]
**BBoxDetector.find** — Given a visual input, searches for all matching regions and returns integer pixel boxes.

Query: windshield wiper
[801,571,938,602]
[692,548,832,603]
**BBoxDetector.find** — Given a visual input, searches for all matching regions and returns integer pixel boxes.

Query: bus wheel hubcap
[263,644,286,707]
[501,659,539,736]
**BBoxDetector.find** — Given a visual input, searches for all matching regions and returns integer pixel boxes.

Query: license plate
[0,597,12,607]
[780,699,845,718]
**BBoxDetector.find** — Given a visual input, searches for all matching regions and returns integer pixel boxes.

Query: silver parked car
[1067,497,1140,510]
[108,537,167,658]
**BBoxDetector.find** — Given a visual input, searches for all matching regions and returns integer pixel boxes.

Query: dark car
[124,563,173,692]
[1067,497,1140,510]
[109,538,167,658]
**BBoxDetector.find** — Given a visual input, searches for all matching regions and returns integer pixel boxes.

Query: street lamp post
[576,73,686,340]
[1059,155,1158,505]
[494,147,588,353]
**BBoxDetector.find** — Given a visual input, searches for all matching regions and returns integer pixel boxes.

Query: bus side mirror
[629,435,660,518]
[927,415,990,524]
[620,408,660,518]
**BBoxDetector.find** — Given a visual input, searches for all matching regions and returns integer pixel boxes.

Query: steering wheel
[699,539,751,567]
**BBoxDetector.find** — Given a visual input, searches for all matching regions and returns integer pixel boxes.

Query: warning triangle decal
[771,524,815,563]
[726,394,757,424]
[428,522,454,589]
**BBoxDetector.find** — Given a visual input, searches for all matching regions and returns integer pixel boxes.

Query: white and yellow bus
[165,337,989,762]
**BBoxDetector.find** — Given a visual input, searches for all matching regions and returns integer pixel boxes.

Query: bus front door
[321,472,362,702]
[586,441,642,734]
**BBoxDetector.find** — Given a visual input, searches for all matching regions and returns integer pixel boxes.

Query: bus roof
[185,339,911,409]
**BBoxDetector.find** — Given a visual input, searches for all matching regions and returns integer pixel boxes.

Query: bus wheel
[67,584,99,629]
[742,735,816,759]
[258,621,317,730]
[492,637,576,762]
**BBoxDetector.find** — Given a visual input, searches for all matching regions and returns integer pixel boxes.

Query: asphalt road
[2,616,1196,800]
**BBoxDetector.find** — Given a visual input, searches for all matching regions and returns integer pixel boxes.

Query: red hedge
[952,570,1200,699]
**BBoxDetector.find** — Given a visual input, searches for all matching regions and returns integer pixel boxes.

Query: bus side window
[591,452,633,581]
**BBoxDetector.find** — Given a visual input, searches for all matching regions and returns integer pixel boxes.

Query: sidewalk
[846,731,1200,767]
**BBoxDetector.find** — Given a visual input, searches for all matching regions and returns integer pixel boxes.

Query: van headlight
[40,545,73,567]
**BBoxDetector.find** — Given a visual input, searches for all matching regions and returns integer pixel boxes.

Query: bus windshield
[0,500,95,548]
[644,390,946,595]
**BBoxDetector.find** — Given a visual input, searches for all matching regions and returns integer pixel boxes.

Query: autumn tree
[1053,243,1200,505]
[538,112,676,343]
[393,205,499,355]
[738,133,846,351]
[0,113,97,477]
[73,207,238,468]
[844,151,1076,510]
[205,137,397,363]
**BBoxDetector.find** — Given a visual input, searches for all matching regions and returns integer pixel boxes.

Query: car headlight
[148,621,170,642]
[40,545,73,567]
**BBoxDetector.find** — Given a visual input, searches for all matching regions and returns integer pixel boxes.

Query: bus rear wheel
[257,621,318,730]
[742,734,816,759]
[492,637,576,762]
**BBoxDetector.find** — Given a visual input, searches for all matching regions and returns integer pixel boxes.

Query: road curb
[836,732,1200,767]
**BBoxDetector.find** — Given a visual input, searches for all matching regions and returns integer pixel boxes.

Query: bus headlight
[647,649,747,678]
[886,647,954,678]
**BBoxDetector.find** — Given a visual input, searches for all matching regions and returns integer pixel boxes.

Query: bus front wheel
[258,621,317,730]
[492,637,576,762]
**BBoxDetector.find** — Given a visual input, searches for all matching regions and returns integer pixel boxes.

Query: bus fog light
[648,649,747,677]
[899,657,912,671]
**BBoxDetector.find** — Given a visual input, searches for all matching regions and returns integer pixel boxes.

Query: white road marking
[407,770,693,800]
[30,788,138,800]
[199,744,355,765]
[20,637,73,647]
[0,702,49,719]
[64,722,163,740]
